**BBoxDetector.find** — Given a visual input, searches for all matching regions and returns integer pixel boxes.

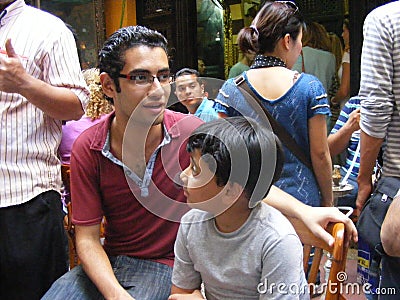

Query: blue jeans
[379,255,400,299]
[42,256,172,300]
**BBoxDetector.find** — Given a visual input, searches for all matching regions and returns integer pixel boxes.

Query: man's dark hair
[175,68,200,78]
[175,67,202,85]
[98,25,168,103]
[187,117,284,207]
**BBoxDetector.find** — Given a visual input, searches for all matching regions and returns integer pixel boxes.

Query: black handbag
[357,176,400,253]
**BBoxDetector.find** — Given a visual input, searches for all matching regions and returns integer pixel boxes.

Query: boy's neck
[214,196,252,233]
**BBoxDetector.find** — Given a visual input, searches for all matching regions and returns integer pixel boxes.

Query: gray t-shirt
[172,203,310,299]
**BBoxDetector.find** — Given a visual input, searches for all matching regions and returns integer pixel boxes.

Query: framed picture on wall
[31,0,106,69]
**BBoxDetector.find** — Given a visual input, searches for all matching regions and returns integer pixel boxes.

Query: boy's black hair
[187,116,284,208]
[98,25,168,104]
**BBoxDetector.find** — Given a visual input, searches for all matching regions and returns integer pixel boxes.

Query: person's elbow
[61,96,85,121]
[311,146,330,163]
[68,104,85,121]
[327,135,339,157]
[381,226,400,257]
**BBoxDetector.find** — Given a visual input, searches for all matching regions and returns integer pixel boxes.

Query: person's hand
[355,179,373,216]
[344,108,361,133]
[169,291,204,300]
[0,39,30,94]
[299,206,358,247]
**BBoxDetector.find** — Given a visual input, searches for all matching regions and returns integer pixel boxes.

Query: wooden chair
[285,215,349,300]
[61,164,80,268]
[61,164,105,269]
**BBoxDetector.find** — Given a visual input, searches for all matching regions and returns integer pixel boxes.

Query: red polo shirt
[70,110,203,267]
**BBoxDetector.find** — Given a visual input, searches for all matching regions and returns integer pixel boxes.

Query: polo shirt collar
[90,109,182,152]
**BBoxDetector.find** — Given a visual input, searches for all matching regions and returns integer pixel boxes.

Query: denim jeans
[379,255,400,299]
[42,256,173,300]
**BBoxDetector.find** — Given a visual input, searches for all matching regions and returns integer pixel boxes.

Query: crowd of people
[1,0,399,299]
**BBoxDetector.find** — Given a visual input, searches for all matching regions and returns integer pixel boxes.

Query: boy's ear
[100,72,116,98]
[222,182,242,205]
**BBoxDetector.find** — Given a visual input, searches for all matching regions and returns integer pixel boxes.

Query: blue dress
[214,71,330,206]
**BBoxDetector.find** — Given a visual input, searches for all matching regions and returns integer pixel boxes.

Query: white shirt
[338,51,350,82]
[0,0,89,207]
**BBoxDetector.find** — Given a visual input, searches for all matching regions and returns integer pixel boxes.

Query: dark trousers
[379,255,400,299]
[0,191,68,300]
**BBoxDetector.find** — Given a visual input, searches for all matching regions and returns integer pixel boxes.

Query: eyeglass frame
[118,70,173,86]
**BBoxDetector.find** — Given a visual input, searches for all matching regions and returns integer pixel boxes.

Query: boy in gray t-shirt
[170,117,309,300]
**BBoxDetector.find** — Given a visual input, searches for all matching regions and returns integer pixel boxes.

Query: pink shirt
[59,115,109,165]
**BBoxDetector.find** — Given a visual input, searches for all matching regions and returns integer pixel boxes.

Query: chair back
[285,215,348,300]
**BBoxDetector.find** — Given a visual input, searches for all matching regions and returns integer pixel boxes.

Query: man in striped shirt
[0,1,89,299]
[328,97,361,208]
[357,2,400,298]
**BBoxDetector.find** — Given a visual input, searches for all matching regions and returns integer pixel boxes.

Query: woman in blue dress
[215,1,333,207]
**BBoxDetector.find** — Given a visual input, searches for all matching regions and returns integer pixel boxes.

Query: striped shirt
[359,1,400,178]
[0,0,89,207]
[330,97,361,178]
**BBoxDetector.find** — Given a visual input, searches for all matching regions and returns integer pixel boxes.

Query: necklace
[250,55,286,69]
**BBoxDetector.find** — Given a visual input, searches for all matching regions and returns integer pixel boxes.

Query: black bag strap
[234,75,313,170]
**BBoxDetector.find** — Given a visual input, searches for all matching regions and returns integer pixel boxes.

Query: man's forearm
[356,130,384,211]
[76,226,133,299]
[328,123,355,156]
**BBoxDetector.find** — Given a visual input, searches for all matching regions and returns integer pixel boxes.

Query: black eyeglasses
[275,1,299,14]
[118,71,172,86]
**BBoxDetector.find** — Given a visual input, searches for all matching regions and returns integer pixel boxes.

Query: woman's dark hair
[237,1,304,54]
[187,117,284,207]
[98,26,168,103]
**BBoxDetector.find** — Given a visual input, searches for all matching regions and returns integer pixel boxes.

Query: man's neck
[111,115,164,162]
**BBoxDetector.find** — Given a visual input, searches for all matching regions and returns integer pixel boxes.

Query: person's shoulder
[74,114,111,148]
[231,62,242,69]
[256,203,297,236]
[25,4,64,24]
[297,72,323,87]
[302,46,319,56]
[24,5,73,38]
[180,209,210,226]
[368,1,400,19]
[164,109,204,132]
